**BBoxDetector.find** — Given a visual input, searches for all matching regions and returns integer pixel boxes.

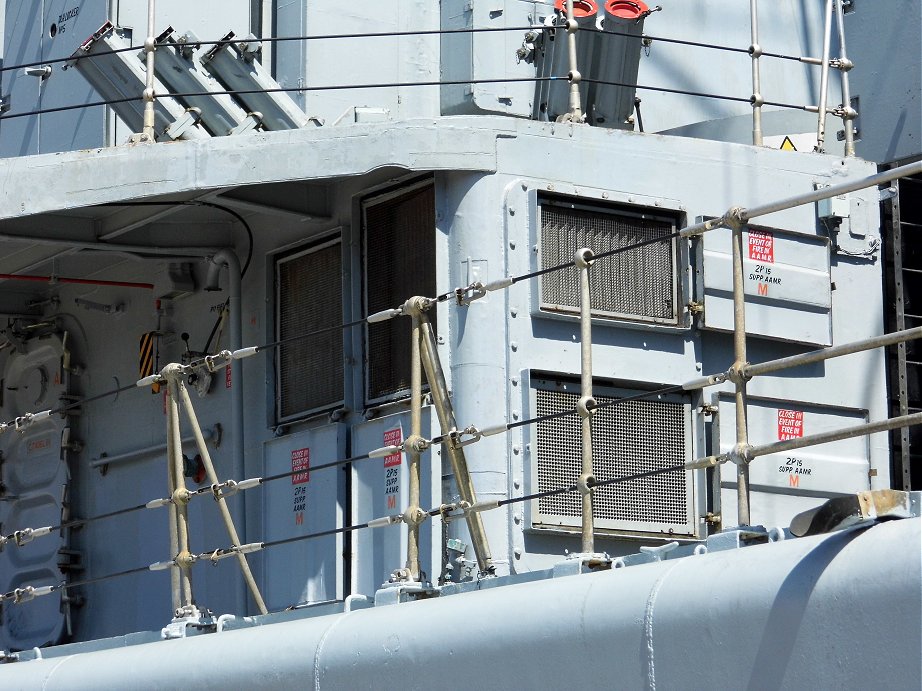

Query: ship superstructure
[0,1,919,687]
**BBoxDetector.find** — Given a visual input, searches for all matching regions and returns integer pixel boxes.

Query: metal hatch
[696,225,833,345]
[262,424,346,610]
[0,334,72,652]
[713,393,870,528]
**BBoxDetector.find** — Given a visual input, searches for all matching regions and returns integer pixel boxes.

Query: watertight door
[0,334,72,652]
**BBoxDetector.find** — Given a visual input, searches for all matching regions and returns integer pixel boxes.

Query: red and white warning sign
[748,230,774,263]
[291,447,310,484]
[383,428,403,468]
[383,428,402,510]
[777,409,804,440]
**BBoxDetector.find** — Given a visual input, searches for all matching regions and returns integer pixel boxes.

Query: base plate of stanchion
[552,552,613,578]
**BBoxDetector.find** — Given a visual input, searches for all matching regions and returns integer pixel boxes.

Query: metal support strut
[162,366,268,614]
[164,365,193,610]
[411,300,495,575]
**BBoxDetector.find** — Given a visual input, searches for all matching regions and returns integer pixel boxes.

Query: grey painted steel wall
[1,518,919,689]
[844,0,921,164]
[0,118,888,639]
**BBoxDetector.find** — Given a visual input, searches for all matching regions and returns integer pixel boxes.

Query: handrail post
[727,214,752,526]
[141,0,157,141]
[164,365,194,609]
[576,248,597,554]
[565,0,584,121]
[749,0,764,146]
[174,379,268,614]
[814,0,834,152]
[407,310,424,581]
[834,0,856,156]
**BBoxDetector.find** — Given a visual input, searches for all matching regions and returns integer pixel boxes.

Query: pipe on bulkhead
[204,249,247,607]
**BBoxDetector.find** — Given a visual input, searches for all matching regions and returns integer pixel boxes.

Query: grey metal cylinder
[537,0,601,122]
[2,518,918,689]
[587,0,649,128]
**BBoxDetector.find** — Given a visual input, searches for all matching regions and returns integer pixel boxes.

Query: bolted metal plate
[697,225,832,345]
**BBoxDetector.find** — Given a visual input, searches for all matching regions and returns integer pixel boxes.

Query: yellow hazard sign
[139,331,160,393]
[780,136,797,151]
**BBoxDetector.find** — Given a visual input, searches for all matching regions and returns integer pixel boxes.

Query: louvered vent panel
[540,203,677,323]
[535,388,691,531]
[277,242,343,419]
[364,182,436,401]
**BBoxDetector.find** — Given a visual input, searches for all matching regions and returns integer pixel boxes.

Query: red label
[383,428,403,468]
[26,438,51,454]
[777,409,804,440]
[225,365,232,389]
[291,447,310,484]
[748,230,774,263]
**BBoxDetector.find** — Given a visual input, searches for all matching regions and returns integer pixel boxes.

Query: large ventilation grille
[277,241,343,420]
[534,387,693,534]
[364,181,436,401]
[539,201,678,324]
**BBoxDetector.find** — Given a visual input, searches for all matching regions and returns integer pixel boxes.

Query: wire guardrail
[0,24,829,77]
[0,22,833,123]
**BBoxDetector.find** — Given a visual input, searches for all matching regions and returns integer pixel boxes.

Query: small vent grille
[277,241,343,419]
[364,181,436,401]
[535,388,690,529]
[540,202,677,323]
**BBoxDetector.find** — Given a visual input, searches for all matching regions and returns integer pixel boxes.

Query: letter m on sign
[757,283,769,296]
[789,474,800,488]
[387,495,397,510]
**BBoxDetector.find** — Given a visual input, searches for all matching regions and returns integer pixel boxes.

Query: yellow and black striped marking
[139,331,160,393]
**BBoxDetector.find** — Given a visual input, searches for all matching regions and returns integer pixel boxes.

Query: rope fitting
[574,247,594,269]
[446,426,484,449]
[403,434,431,454]
[726,362,752,386]
[455,281,487,306]
[728,443,753,466]
[171,487,192,506]
[750,93,764,108]
[568,69,582,84]
[723,206,747,231]
[175,550,195,568]
[565,18,578,32]
[402,296,432,317]
[211,480,239,500]
[576,396,596,419]
[402,506,428,528]
[577,472,595,496]
[204,350,233,372]
[748,43,763,58]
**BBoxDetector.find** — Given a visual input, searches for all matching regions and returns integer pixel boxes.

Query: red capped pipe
[605,0,649,20]
[554,0,599,17]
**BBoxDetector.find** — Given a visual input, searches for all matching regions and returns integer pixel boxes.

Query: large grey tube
[3,519,918,689]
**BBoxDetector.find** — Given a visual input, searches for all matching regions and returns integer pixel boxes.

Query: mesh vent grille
[540,203,676,322]
[277,242,343,419]
[535,388,689,526]
[364,182,436,400]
